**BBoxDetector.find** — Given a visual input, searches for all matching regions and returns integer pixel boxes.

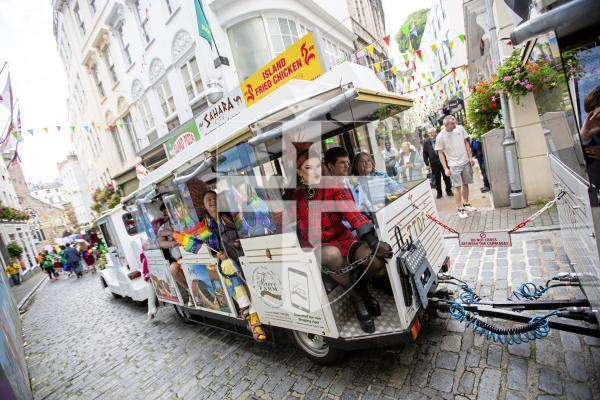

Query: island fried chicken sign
[241,32,323,107]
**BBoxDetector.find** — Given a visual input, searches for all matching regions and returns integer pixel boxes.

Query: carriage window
[122,212,139,235]
[162,184,201,232]
[216,141,291,238]
[98,222,115,248]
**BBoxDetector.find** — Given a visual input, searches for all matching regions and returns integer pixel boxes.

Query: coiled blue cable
[512,282,549,300]
[448,302,555,345]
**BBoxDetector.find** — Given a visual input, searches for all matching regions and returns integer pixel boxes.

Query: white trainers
[457,208,468,219]
[463,203,478,212]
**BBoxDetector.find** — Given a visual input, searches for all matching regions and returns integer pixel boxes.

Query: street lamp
[205,78,224,104]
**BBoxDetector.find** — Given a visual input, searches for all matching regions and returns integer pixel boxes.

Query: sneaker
[436,193,443,199]
[446,191,454,196]
[463,203,478,212]
[457,208,468,219]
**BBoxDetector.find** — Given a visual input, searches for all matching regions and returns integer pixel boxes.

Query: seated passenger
[324,147,374,215]
[291,143,393,333]
[153,204,190,297]
[201,190,267,342]
[351,151,406,209]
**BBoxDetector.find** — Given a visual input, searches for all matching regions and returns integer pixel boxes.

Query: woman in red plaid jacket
[290,143,393,333]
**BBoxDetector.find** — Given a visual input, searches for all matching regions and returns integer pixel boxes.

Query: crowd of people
[37,241,101,282]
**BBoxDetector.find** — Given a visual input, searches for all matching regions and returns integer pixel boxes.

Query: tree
[395,9,429,53]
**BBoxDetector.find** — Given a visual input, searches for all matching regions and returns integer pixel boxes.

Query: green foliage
[492,50,560,103]
[466,79,503,139]
[395,9,429,53]
[0,203,29,222]
[91,184,121,215]
[7,242,23,259]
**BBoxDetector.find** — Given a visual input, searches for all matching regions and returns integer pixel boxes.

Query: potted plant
[466,79,503,139]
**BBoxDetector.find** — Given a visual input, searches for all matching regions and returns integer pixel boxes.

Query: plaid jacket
[291,186,371,257]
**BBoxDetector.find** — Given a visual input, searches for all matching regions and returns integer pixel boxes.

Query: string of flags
[7,120,135,138]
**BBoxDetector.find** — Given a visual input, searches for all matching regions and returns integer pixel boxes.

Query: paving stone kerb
[21,232,600,399]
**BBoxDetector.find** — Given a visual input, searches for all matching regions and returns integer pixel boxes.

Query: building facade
[57,154,94,225]
[52,0,357,197]
[28,181,65,207]
[399,0,470,131]
[0,153,21,209]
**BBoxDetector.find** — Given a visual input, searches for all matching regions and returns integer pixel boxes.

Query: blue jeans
[10,274,20,285]
[70,263,82,277]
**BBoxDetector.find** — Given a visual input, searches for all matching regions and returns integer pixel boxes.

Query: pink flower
[495,90,501,94]
[525,83,534,90]
[491,95,496,102]
[569,67,577,73]
[503,76,511,82]
[514,79,521,84]
[515,67,521,72]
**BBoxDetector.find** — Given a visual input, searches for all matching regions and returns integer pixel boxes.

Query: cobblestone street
[22,231,600,400]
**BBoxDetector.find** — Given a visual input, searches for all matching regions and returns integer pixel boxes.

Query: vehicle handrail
[248,85,358,147]
[136,188,157,205]
[172,156,214,185]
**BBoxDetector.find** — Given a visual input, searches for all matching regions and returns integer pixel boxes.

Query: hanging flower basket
[492,51,560,103]
[466,78,503,139]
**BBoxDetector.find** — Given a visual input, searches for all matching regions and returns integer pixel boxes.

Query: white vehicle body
[96,205,148,301]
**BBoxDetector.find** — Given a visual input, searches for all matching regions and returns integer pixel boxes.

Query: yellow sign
[240,32,323,107]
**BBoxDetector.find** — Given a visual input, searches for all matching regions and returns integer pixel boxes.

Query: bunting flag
[391,66,397,74]
[351,53,358,63]
[402,53,409,62]
[374,62,380,72]
[416,49,422,61]
[443,39,450,49]
[449,40,454,50]
[421,73,426,79]
[43,127,48,133]
[118,121,124,129]
[430,44,437,54]
[405,60,410,68]
[383,35,390,46]
[11,130,18,139]
[367,44,374,56]
[70,125,76,133]
[27,129,33,136]
[402,25,409,37]
[458,34,466,43]
[56,125,61,131]
[96,124,102,131]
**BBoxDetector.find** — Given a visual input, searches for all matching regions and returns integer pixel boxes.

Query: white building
[0,153,21,209]
[52,0,356,196]
[28,181,65,208]
[398,0,470,131]
[57,154,94,225]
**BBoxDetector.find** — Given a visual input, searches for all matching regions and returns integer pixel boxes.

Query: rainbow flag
[172,231,204,254]
[183,220,212,240]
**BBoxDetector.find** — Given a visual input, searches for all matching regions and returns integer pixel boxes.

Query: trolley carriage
[118,63,450,363]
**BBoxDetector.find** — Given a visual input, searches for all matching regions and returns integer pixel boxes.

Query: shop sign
[196,87,244,137]
[164,119,201,159]
[240,32,323,107]
[459,231,512,247]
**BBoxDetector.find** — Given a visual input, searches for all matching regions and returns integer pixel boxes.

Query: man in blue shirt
[63,243,82,278]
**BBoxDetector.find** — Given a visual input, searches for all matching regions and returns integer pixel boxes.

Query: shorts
[449,162,474,188]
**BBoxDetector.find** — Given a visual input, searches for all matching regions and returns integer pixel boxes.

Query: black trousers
[432,166,452,194]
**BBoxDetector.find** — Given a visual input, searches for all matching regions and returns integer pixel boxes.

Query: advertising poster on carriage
[145,250,182,304]
[183,263,233,314]
[240,254,339,338]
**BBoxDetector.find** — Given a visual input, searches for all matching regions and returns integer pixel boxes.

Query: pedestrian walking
[5,262,21,285]
[42,252,58,281]
[423,127,453,198]
[435,115,478,219]
[471,137,490,193]
[63,243,83,278]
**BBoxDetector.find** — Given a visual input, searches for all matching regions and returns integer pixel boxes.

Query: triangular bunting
[374,62,380,72]
[56,125,61,131]
[43,127,48,133]
[431,44,437,54]
[458,34,466,43]
[367,44,374,56]
[416,49,422,61]
[70,125,76,133]
[383,35,390,46]
[27,129,33,136]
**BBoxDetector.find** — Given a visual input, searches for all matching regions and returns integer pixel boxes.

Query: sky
[0,0,431,185]
[0,0,71,185]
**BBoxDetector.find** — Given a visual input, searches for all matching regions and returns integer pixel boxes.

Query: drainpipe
[485,0,527,209]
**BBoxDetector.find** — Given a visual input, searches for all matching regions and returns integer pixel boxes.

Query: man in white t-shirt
[435,115,478,219]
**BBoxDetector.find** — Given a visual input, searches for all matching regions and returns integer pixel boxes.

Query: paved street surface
[10,268,46,305]
[22,231,600,399]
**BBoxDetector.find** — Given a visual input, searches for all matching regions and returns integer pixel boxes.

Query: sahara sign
[240,32,323,107]
[196,87,244,137]
[164,119,201,159]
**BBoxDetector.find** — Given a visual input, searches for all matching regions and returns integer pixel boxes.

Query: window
[166,115,180,131]
[134,0,151,44]
[138,96,155,131]
[322,36,344,69]
[227,17,272,81]
[74,3,86,35]
[98,223,115,248]
[267,17,299,54]
[76,75,87,110]
[90,64,105,98]
[122,113,139,153]
[89,0,96,14]
[180,57,203,100]
[156,80,176,118]
[122,212,139,235]
[102,45,118,84]
[191,98,208,117]
[110,126,126,163]
[165,0,176,15]
[116,23,132,66]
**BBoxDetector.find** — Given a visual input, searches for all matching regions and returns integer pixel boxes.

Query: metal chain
[321,254,374,276]
[509,190,565,233]
[410,203,459,234]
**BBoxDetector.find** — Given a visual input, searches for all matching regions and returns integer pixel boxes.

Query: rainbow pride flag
[172,231,204,254]
[183,220,212,240]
